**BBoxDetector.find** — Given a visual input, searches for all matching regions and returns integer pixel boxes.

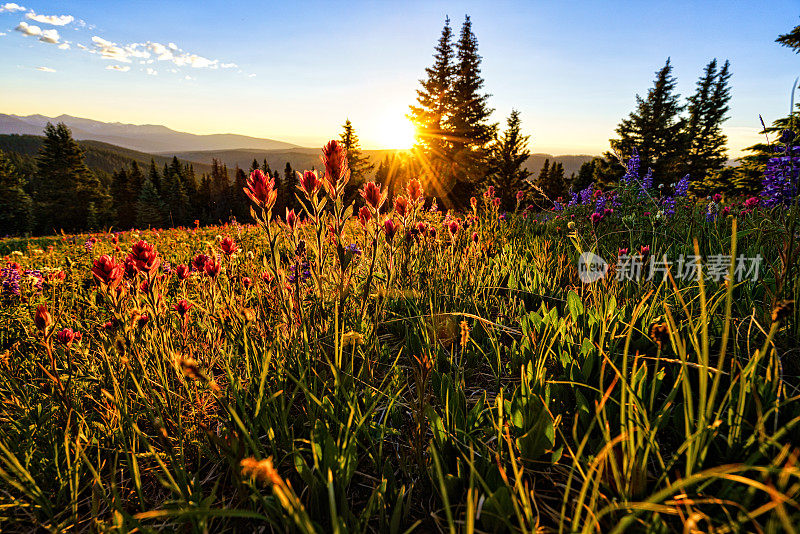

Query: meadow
[1,141,799,533]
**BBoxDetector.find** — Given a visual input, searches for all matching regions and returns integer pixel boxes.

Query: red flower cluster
[394,196,409,218]
[321,140,350,198]
[92,255,124,289]
[407,178,424,203]
[204,255,222,278]
[383,219,399,241]
[220,237,238,256]
[244,169,278,210]
[34,304,53,331]
[361,181,387,211]
[173,299,193,317]
[128,240,160,275]
[298,170,323,198]
[56,328,81,347]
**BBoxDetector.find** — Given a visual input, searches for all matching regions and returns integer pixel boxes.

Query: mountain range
[0,113,596,178]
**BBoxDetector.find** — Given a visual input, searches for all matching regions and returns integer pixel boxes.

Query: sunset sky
[1,0,798,155]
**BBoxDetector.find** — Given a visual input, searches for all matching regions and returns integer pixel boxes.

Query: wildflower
[743,196,760,209]
[639,245,650,257]
[407,178,424,203]
[173,299,193,317]
[220,237,238,256]
[361,181,387,211]
[772,300,794,323]
[242,277,252,290]
[459,320,470,348]
[383,219,399,241]
[470,197,478,210]
[394,195,410,218]
[342,330,364,346]
[204,255,222,278]
[285,209,298,232]
[487,186,496,198]
[761,144,800,208]
[2,264,22,296]
[516,190,525,203]
[137,313,149,328]
[712,192,723,203]
[674,174,691,197]
[261,270,275,284]
[244,169,278,209]
[297,169,323,198]
[493,197,501,209]
[92,255,124,289]
[416,221,428,235]
[56,328,80,347]
[345,243,362,256]
[175,264,191,280]
[358,205,372,227]
[618,247,629,256]
[192,253,210,272]
[590,212,602,225]
[128,240,160,275]
[447,220,460,236]
[240,457,282,486]
[321,140,350,198]
[34,304,52,332]
[176,355,202,380]
[472,231,479,243]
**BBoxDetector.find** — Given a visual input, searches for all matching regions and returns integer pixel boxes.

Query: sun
[379,116,417,150]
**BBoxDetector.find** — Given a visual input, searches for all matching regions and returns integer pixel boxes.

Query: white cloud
[76,43,87,49]
[58,42,69,49]
[36,66,55,72]
[0,32,6,36]
[184,75,193,80]
[91,35,131,62]
[15,21,59,43]
[39,28,59,43]
[0,3,25,13]
[146,68,157,76]
[106,64,130,72]
[26,12,74,26]
[248,73,256,78]
[220,62,237,69]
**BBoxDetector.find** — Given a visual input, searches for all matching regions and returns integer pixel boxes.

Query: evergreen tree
[34,122,111,233]
[777,23,800,53]
[409,17,456,199]
[487,109,531,210]
[448,15,496,205]
[283,162,298,212]
[0,149,33,235]
[148,159,161,194]
[340,119,375,181]
[136,177,166,229]
[250,158,260,174]
[537,159,550,183]
[610,59,686,186]
[684,59,732,192]
[573,159,597,192]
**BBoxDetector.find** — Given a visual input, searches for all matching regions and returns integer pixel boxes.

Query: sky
[0,0,798,155]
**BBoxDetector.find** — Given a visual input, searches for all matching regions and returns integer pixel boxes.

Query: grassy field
[1,156,799,532]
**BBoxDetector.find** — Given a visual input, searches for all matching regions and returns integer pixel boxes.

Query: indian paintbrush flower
[34,304,52,332]
[361,181,387,211]
[244,169,278,210]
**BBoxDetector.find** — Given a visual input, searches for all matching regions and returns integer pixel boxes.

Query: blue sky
[0,0,798,155]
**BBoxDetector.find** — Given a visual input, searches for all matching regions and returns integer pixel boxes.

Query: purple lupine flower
[621,149,640,186]
[345,243,362,256]
[84,239,94,253]
[579,185,594,205]
[761,143,800,208]
[641,168,654,192]
[1,264,21,296]
[24,269,43,292]
[662,196,676,217]
[675,174,691,197]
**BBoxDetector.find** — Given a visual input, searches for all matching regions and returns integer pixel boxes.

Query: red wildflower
[34,304,52,332]
[618,248,629,256]
[416,221,428,235]
[360,181,387,211]
[358,205,372,227]
[192,254,210,272]
[406,178,424,203]
[590,212,602,225]
[639,245,650,257]
[204,255,222,278]
[128,240,160,275]
[470,197,478,210]
[298,170,323,198]
[92,255,124,289]
[220,236,238,256]
[394,196,409,218]
[285,209,298,232]
[448,220,460,236]
[173,299,193,317]
[321,140,350,198]
[516,190,525,202]
[242,277,252,290]
[175,264,191,280]
[244,169,278,210]
[383,218,399,241]
[56,328,79,347]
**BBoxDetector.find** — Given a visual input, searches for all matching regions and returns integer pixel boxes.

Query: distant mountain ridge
[0,113,300,154]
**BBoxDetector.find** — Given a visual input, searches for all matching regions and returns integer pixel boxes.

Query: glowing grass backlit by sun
[379,116,417,150]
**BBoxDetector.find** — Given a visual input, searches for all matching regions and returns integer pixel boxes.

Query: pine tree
[573,159,597,192]
[136,177,166,229]
[448,15,496,205]
[409,16,456,199]
[162,158,190,226]
[777,23,800,53]
[0,149,33,235]
[110,167,133,228]
[487,109,531,210]
[340,119,375,181]
[148,159,161,194]
[610,59,686,186]
[537,159,550,183]
[250,158,260,174]
[34,122,111,233]
[283,162,297,212]
[684,59,732,192]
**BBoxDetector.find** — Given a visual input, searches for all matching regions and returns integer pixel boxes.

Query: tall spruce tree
[777,23,800,53]
[34,122,111,233]
[610,59,686,186]
[487,109,531,210]
[684,59,732,192]
[0,149,33,235]
[340,119,375,181]
[409,15,456,194]
[136,176,166,229]
[448,15,495,205]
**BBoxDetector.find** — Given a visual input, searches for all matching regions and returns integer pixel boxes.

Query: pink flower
[516,191,524,202]
[204,256,222,278]
[713,193,723,203]
[173,299,193,317]
[618,248,629,256]
[590,212,602,225]
[128,240,160,275]
[192,254,210,272]
[56,328,80,347]
[175,264,191,280]
[358,205,372,227]
[407,178,424,203]
[639,245,650,257]
[285,209,298,232]
[244,169,278,209]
